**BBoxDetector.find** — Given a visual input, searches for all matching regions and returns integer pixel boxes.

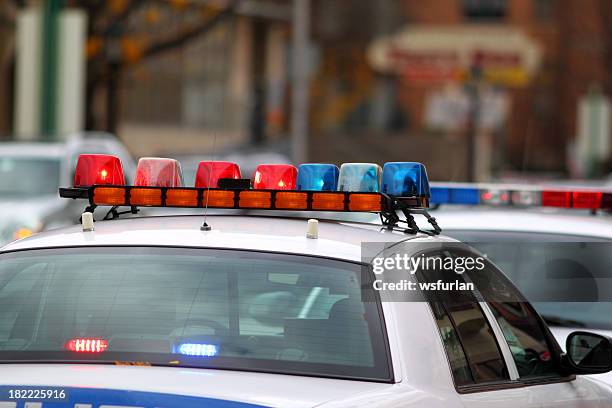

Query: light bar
[195,161,241,188]
[511,190,541,206]
[60,155,431,214]
[297,163,339,191]
[134,157,184,187]
[429,182,612,210]
[541,190,571,208]
[66,338,109,353]
[431,186,480,205]
[253,164,298,190]
[80,186,386,212]
[74,154,125,187]
[480,189,510,205]
[542,190,605,209]
[338,163,381,192]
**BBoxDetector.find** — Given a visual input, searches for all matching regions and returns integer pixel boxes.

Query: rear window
[0,247,391,381]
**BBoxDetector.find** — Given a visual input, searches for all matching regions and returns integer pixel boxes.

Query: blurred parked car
[0,132,134,244]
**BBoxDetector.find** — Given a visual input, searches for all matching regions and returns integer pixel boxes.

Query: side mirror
[563,331,612,374]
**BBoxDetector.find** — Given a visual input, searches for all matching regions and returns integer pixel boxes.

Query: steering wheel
[518,348,544,376]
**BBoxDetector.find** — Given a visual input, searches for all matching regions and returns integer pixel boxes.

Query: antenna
[200,132,218,231]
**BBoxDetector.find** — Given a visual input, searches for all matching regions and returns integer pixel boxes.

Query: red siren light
[253,164,297,190]
[134,158,184,187]
[74,154,125,187]
[195,161,242,188]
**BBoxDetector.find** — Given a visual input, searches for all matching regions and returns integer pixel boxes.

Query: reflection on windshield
[444,231,612,331]
[535,303,612,331]
[0,157,61,197]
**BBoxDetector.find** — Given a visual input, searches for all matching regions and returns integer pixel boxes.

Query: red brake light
[66,338,109,353]
[542,191,571,208]
[134,158,183,187]
[195,161,241,188]
[74,154,125,187]
[253,164,297,190]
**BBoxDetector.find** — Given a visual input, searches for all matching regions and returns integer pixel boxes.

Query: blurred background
[0,0,611,183]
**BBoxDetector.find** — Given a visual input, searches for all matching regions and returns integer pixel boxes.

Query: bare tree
[2,0,240,135]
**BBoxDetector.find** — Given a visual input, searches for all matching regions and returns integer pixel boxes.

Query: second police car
[0,158,611,407]
[426,182,612,387]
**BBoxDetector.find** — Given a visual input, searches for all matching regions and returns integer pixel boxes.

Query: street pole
[291,0,310,164]
[40,0,62,140]
[465,60,483,182]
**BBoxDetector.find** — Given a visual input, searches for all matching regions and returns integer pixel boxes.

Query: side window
[432,301,509,386]
[488,302,560,379]
[417,248,509,386]
[431,302,474,386]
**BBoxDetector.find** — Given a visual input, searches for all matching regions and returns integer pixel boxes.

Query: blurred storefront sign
[367,26,541,87]
[424,84,509,132]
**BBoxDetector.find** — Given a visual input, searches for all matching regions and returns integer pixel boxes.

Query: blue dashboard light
[381,162,430,197]
[297,163,339,191]
[337,163,381,192]
[176,343,219,357]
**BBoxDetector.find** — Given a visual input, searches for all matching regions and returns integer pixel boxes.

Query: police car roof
[434,207,612,239]
[1,215,449,261]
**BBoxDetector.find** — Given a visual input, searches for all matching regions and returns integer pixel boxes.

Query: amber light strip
[93,187,126,206]
[275,192,308,210]
[130,188,163,206]
[166,189,199,207]
[239,191,272,208]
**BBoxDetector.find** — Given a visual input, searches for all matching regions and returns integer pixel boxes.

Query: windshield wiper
[541,314,586,328]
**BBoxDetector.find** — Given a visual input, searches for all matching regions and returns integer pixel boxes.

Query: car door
[430,300,536,408]
[485,301,605,407]
[463,257,604,407]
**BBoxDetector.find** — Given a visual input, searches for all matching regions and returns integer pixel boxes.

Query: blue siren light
[337,163,382,192]
[431,186,480,205]
[176,343,219,357]
[382,162,430,198]
[297,163,339,191]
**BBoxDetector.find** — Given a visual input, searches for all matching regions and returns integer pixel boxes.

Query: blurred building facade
[1,0,611,180]
[118,5,291,157]
[308,0,612,180]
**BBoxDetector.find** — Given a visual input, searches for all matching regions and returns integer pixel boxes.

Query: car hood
[1,364,396,408]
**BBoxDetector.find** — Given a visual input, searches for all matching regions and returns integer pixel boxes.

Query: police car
[0,158,611,407]
[429,183,612,384]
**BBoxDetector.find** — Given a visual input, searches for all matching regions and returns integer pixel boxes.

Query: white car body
[434,207,612,387]
[0,214,611,407]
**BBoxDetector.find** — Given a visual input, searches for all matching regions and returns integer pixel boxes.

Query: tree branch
[138,0,239,61]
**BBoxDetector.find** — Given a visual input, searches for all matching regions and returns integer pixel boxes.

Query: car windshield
[444,230,612,331]
[0,156,61,197]
[0,247,390,381]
